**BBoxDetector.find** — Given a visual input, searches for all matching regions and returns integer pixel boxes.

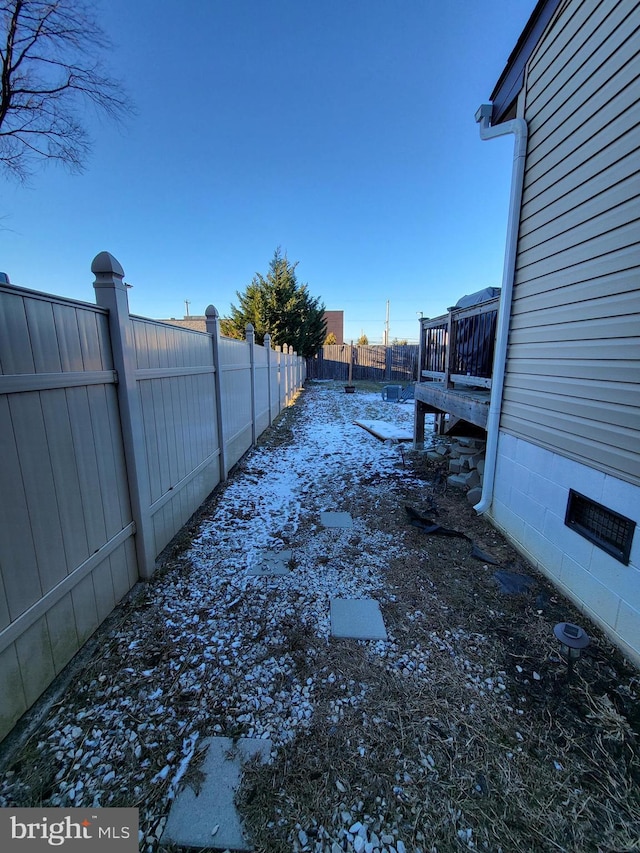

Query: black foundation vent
[565,489,636,565]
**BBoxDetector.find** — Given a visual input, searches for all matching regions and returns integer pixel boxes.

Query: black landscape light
[554,622,590,681]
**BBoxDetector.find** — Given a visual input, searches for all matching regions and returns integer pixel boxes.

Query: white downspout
[473,103,528,515]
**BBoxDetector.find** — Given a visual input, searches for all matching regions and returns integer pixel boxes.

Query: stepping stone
[161,736,272,851]
[320,511,353,529]
[330,598,387,640]
[247,549,293,576]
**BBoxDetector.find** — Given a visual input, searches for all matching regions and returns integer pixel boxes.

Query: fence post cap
[91,251,124,279]
[205,304,219,319]
[245,322,254,332]
[264,332,271,347]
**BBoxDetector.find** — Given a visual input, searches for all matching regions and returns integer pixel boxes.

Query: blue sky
[1,0,535,344]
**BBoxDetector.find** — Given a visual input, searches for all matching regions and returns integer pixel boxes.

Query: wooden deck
[414,382,491,440]
[414,297,498,442]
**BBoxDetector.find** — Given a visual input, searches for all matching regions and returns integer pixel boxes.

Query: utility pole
[383,300,390,346]
[185,299,191,317]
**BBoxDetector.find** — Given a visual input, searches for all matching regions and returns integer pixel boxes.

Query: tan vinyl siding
[511,260,637,311]
[502,0,640,486]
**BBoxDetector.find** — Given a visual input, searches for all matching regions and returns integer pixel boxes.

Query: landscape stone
[464,469,481,488]
[469,452,485,469]
[447,474,467,489]
[459,454,474,471]
[456,436,486,450]
[467,486,483,505]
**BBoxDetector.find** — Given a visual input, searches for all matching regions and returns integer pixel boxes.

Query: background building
[323,310,344,344]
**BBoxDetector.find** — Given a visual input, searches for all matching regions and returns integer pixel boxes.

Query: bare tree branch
[0,0,132,181]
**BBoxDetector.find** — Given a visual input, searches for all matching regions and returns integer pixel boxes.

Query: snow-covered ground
[0,384,427,849]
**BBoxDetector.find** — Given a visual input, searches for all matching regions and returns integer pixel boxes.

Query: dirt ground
[1,381,639,853]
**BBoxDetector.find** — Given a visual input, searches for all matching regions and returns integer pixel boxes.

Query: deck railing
[419,296,500,390]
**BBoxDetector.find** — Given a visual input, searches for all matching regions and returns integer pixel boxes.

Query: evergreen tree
[226,249,326,358]
[225,281,263,339]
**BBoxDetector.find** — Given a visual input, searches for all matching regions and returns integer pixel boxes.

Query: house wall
[490,0,640,662]
[492,434,640,666]
[501,0,640,487]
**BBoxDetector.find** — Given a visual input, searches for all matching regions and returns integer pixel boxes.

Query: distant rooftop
[158,315,207,332]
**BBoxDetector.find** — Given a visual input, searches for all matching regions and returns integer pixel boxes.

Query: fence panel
[276,347,289,406]
[307,344,418,381]
[131,317,221,558]
[0,257,306,744]
[0,284,136,740]
[272,348,283,418]
[218,335,253,469]
[284,348,293,403]
[254,343,270,435]
[309,345,347,380]
[354,346,387,380]
[388,345,419,381]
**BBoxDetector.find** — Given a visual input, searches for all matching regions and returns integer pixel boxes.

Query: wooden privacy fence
[307,344,419,382]
[0,251,305,743]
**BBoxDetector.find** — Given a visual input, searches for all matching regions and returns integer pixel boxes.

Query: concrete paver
[247,549,293,576]
[161,736,272,851]
[320,511,353,529]
[330,598,387,640]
